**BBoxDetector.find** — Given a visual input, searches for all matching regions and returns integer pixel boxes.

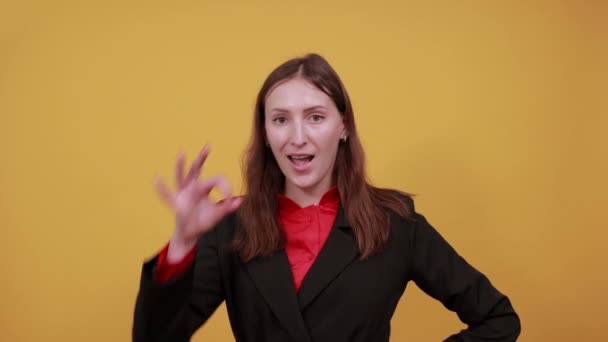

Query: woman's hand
[154,145,242,262]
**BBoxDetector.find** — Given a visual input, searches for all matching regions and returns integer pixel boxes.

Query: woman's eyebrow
[269,105,327,113]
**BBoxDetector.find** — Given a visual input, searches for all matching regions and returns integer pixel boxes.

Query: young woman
[133,53,521,342]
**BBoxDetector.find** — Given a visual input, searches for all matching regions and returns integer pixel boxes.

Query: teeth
[291,156,311,160]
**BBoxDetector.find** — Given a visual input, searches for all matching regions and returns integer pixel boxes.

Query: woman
[133,53,521,342]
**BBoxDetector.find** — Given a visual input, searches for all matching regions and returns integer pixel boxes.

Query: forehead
[265,78,335,111]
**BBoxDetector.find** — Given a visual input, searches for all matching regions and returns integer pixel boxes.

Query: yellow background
[1,1,606,341]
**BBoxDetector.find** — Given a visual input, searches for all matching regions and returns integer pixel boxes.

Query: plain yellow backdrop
[1,1,606,341]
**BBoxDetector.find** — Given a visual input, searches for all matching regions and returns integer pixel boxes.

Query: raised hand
[154,145,242,261]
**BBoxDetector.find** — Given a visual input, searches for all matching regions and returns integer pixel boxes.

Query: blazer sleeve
[408,213,521,342]
[132,226,225,342]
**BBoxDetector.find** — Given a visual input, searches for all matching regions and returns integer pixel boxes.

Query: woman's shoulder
[373,186,418,218]
[374,187,435,239]
[377,189,449,242]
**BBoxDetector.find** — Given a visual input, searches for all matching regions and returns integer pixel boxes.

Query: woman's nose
[290,121,307,146]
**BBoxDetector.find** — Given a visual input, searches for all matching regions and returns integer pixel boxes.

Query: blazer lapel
[297,205,358,311]
[245,249,312,342]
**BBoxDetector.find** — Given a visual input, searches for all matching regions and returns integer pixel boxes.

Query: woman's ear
[263,131,269,147]
[340,129,348,143]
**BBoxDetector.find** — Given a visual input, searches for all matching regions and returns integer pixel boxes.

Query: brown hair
[234,53,413,262]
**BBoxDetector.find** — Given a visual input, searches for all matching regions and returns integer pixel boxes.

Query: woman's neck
[284,182,333,208]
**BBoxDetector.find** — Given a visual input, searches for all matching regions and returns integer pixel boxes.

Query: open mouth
[288,155,314,167]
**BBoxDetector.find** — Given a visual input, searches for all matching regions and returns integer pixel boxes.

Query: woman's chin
[285,175,319,192]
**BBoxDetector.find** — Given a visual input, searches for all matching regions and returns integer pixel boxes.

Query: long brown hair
[234,53,413,262]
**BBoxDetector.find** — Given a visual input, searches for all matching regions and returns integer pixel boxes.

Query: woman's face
[264,77,346,197]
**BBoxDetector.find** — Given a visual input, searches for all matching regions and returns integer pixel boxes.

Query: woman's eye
[310,114,324,122]
[273,117,287,124]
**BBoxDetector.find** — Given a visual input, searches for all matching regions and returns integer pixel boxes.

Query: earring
[341,135,348,142]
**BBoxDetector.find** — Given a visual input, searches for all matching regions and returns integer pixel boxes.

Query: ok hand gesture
[154,145,242,261]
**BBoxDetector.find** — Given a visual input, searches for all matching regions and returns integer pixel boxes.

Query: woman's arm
[132,227,225,342]
[408,213,521,341]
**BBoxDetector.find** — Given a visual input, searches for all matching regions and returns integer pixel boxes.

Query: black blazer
[133,199,520,342]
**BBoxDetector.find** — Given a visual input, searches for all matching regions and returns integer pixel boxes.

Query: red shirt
[277,186,340,291]
[155,187,341,293]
